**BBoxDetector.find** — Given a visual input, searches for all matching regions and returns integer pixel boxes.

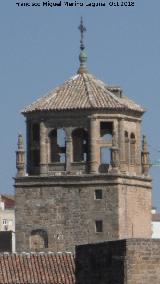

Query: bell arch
[72,128,88,162]
[49,128,66,163]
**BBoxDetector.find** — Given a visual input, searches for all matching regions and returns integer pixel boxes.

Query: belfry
[15,18,152,252]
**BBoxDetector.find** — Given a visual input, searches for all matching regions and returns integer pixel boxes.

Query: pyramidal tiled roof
[0,252,75,284]
[22,73,144,114]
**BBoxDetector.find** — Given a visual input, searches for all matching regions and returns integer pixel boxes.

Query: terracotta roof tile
[152,213,160,222]
[0,252,75,284]
[22,73,144,114]
[1,195,15,209]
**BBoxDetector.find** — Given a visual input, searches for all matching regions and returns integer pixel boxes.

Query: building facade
[0,195,15,252]
[0,195,15,232]
[15,20,152,252]
[152,207,160,238]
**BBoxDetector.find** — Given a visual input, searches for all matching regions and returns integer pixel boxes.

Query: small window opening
[100,122,113,140]
[30,229,48,250]
[95,220,103,233]
[95,189,102,200]
[32,123,40,142]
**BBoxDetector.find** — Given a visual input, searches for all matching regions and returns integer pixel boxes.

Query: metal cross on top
[78,17,86,51]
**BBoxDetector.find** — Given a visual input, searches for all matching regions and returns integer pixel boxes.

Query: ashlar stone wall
[15,174,151,252]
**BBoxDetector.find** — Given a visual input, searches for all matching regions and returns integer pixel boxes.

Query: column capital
[65,127,73,139]
[88,115,98,121]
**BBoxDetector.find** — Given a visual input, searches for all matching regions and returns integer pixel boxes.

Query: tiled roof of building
[1,195,15,209]
[22,73,144,114]
[0,252,75,284]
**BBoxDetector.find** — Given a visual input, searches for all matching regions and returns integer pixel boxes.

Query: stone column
[40,121,47,176]
[119,118,126,173]
[89,117,98,174]
[65,128,72,173]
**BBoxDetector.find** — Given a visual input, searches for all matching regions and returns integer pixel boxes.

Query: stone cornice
[14,173,152,189]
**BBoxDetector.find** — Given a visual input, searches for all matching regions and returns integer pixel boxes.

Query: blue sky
[0,0,160,209]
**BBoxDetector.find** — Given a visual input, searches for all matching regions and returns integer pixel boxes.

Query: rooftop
[0,195,15,209]
[0,252,75,284]
[22,73,144,114]
[22,18,144,116]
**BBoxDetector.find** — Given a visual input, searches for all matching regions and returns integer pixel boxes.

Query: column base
[40,164,48,176]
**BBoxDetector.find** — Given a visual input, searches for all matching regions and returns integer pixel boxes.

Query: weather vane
[78,17,86,51]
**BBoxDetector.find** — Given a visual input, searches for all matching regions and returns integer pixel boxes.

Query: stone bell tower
[15,18,152,252]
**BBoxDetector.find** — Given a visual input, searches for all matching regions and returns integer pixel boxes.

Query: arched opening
[30,229,48,251]
[72,128,88,162]
[49,128,66,163]
[130,133,136,164]
[125,131,129,163]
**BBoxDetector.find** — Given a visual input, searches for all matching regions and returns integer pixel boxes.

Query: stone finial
[79,16,86,51]
[18,134,24,150]
[141,135,150,176]
[77,17,88,74]
[142,135,148,152]
[16,134,25,177]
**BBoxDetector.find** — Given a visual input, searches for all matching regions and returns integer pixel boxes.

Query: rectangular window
[95,189,102,200]
[95,220,103,233]
[100,122,113,140]
[2,219,7,225]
